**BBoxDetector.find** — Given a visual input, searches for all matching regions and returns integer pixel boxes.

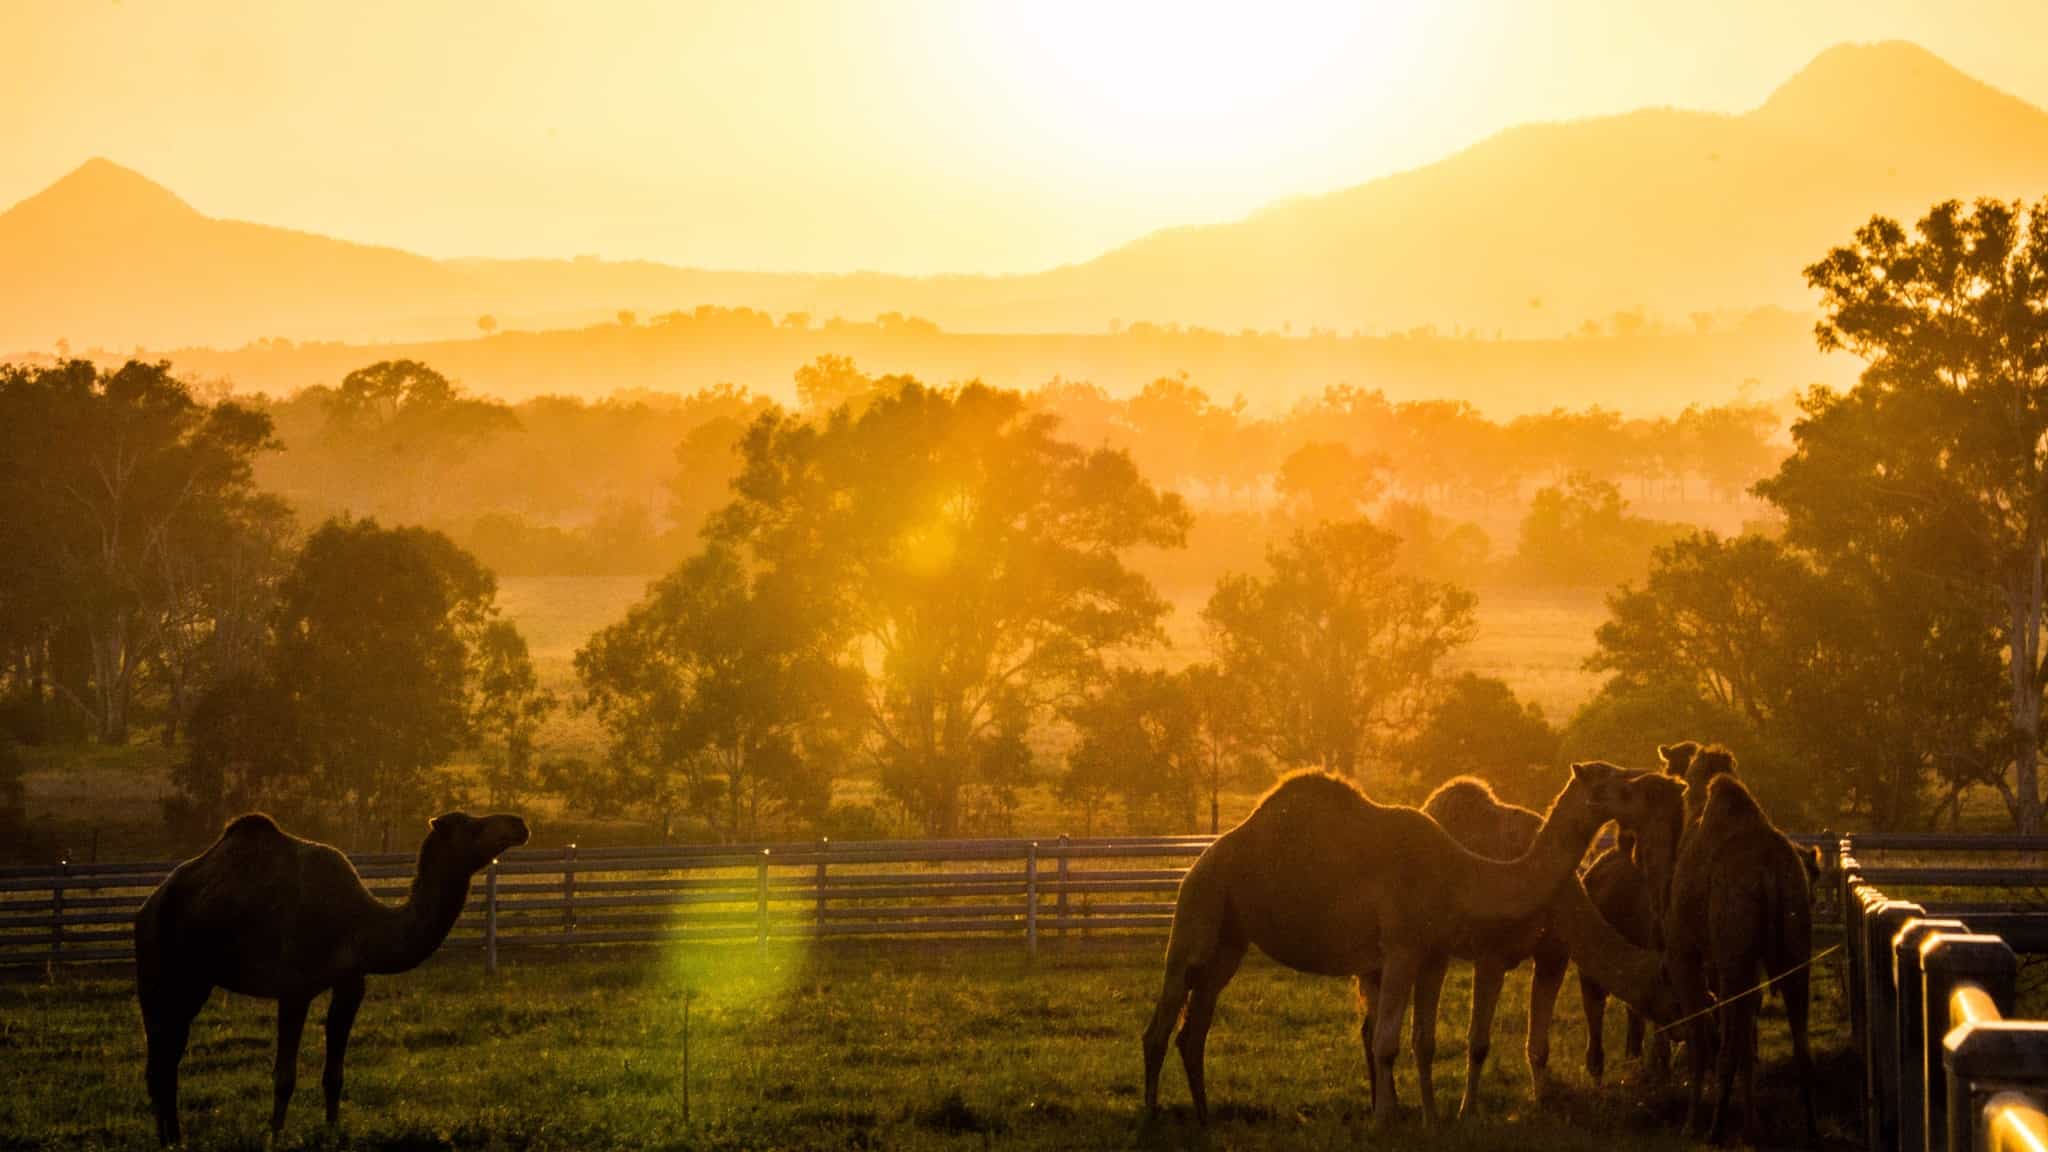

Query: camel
[1666,772,1817,1147]
[1420,772,1683,1115]
[1140,761,1663,1128]
[1578,835,1671,1081]
[134,810,529,1145]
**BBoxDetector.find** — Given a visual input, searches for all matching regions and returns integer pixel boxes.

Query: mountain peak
[1758,40,2036,128]
[2,157,200,227]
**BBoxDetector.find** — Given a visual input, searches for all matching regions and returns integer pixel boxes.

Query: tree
[712,379,1189,835]
[320,360,516,524]
[1179,662,1265,834]
[272,519,501,842]
[1276,441,1385,525]
[1767,198,2048,829]
[1587,531,2002,828]
[792,354,877,417]
[1203,519,1477,780]
[471,621,555,809]
[0,360,277,743]
[164,670,303,841]
[577,544,860,839]
[1061,668,1201,834]
[1392,673,1559,808]
[1514,472,1684,587]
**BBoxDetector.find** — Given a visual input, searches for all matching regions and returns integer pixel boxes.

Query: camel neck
[1452,796,1598,922]
[1550,874,1666,1010]
[362,850,473,974]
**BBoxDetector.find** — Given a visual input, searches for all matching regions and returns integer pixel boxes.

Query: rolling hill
[4,40,2044,354]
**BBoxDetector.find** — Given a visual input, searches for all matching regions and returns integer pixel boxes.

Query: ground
[1,938,1858,1151]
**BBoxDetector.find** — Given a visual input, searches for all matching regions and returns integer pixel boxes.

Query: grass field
[0,939,1859,1151]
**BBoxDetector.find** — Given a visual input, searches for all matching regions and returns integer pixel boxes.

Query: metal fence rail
[1839,834,2048,1152]
[0,834,1227,970]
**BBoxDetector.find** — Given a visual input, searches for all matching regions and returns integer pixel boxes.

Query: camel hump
[1422,775,1499,811]
[221,812,287,841]
[1701,772,1764,824]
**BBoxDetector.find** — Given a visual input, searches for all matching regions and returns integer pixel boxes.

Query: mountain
[5,41,2046,353]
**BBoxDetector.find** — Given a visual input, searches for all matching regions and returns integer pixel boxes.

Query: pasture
[1,939,1855,1151]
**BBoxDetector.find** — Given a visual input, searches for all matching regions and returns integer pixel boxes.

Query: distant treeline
[240,353,1781,588]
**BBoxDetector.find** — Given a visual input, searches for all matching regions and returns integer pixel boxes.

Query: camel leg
[1143,937,1198,1116]
[142,981,209,1147]
[1781,965,1816,1148]
[1527,947,1566,1100]
[1707,966,1753,1147]
[324,973,365,1126]
[1625,1007,1645,1062]
[1410,955,1448,1125]
[1175,934,1246,1126]
[1579,973,1608,1082]
[1356,968,1384,1114]
[1671,950,1713,1136]
[272,996,310,1134]
[1370,950,1422,1128]
[1460,958,1506,1118]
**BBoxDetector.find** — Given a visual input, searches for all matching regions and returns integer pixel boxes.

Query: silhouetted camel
[1667,771,1817,1146]
[1422,772,1681,1114]
[134,811,528,1145]
[1141,762,1657,1127]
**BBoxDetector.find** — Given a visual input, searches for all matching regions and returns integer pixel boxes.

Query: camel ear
[429,813,457,834]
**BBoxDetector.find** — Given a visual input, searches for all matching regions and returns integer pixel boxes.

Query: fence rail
[1,829,1851,971]
[1839,835,2048,1152]
[0,834,1236,970]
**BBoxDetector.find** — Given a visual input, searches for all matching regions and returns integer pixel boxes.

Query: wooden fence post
[51,859,67,960]
[757,849,771,948]
[1925,932,2018,1152]
[1056,834,1069,940]
[485,860,500,974]
[1025,842,1039,960]
[815,838,829,934]
[1866,899,1926,1152]
[564,843,577,944]
[1893,916,1966,1152]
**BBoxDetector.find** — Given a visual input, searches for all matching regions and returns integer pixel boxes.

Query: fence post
[1866,899,1927,1152]
[815,838,829,935]
[485,860,500,975]
[1841,844,1866,1051]
[1056,833,1070,940]
[1893,916,1966,1152]
[1925,932,2018,1152]
[1025,842,1039,960]
[564,843,577,944]
[757,849,770,948]
[51,858,67,960]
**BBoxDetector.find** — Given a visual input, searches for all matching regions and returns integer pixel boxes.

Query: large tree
[0,360,276,744]
[271,519,502,842]
[1203,519,1476,780]
[1588,531,2002,828]
[1061,667,1202,835]
[1770,198,2048,830]
[576,544,859,839]
[712,379,1189,835]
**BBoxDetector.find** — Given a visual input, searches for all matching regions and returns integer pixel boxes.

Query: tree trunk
[2009,557,2044,834]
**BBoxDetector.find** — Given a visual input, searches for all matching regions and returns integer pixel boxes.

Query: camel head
[1616,771,1685,918]
[1553,760,1641,836]
[422,811,530,875]
[1656,739,1700,779]
[1681,745,1737,825]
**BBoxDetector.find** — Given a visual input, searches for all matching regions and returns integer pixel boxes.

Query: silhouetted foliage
[1392,673,1559,808]
[0,360,277,744]
[712,378,1189,835]
[1765,197,2048,830]
[1204,519,1476,781]
[576,543,860,840]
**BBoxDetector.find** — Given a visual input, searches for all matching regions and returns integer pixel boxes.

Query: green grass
[1,939,1860,1151]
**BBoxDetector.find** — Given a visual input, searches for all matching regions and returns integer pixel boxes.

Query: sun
[961,2,1436,177]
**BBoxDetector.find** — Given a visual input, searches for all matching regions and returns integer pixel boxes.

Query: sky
[6,0,2048,276]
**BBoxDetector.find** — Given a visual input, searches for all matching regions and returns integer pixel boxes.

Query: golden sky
[6,0,2047,276]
